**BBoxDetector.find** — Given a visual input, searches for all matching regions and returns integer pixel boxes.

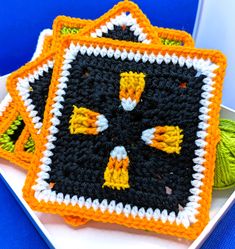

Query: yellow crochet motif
[69,106,100,135]
[150,126,183,154]
[103,157,130,190]
[119,71,145,111]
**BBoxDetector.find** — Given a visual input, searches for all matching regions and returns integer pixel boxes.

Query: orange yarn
[52,16,194,50]
[0,34,53,168]
[0,100,29,169]
[55,1,161,45]
[63,215,89,226]
[148,126,183,154]
[69,106,101,135]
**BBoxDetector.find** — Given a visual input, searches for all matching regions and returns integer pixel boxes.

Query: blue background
[200,202,235,249]
[0,0,199,75]
[0,174,53,248]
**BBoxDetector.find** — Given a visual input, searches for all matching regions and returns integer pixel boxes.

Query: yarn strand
[214,119,235,189]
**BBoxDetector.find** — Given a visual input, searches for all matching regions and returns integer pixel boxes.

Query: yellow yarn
[69,106,99,135]
[150,126,183,154]
[103,157,130,190]
[214,119,235,189]
[119,71,146,103]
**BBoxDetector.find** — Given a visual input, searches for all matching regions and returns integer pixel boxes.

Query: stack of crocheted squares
[0,0,226,240]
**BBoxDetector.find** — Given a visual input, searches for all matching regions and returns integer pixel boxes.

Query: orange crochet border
[7,52,56,142]
[0,34,53,169]
[14,127,32,164]
[51,17,92,49]
[158,27,194,47]
[52,15,194,50]
[54,1,160,46]
[0,100,29,169]
[42,35,53,53]
[0,31,86,226]
[14,35,226,239]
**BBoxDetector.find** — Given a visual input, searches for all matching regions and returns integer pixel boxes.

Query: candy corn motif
[69,106,108,135]
[119,72,145,111]
[141,126,183,154]
[103,146,130,190]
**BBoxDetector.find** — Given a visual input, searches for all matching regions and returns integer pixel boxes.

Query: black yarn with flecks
[28,69,53,120]
[102,25,139,42]
[46,52,206,214]
[27,28,138,121]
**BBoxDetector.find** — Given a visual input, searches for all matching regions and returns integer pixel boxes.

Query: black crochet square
[28,27,139,121]
[7,119,25,143]
[46,52,206,214]
[102,25,139,42]
[28,69,53,119]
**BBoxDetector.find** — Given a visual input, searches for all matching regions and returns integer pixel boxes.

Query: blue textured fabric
[0,0,199,75]
[200,202,235,249]
[0,174,54,249]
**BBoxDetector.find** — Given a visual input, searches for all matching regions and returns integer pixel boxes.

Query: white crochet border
[16,60,54,133]
[22,43,218,228]
[90,12,151,44]
[0,29,52,118]
[31,29,53,61]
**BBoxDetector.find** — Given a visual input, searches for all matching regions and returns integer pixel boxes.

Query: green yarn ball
[214,119,235,189]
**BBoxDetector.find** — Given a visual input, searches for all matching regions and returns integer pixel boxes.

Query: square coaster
[52,15,194,49]
[21,36,226,239]
[0,29,52,168]
[0,99,27,167]
[54,1,160,47]
[7,0,162,148]
[53,4,194,226]
[37,4,194,226]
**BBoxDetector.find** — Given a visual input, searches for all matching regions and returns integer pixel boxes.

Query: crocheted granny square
[7,0,163,157]
[21,35,226,239]
[0,98,26,167]
[52,15,194,49]
[54,1,160,46]
[76,0,194,47]
[14,34,53,164]
[0,29,52,169]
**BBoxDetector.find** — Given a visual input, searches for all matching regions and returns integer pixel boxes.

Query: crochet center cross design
[69,71,183,190]
[36,48,209,216]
